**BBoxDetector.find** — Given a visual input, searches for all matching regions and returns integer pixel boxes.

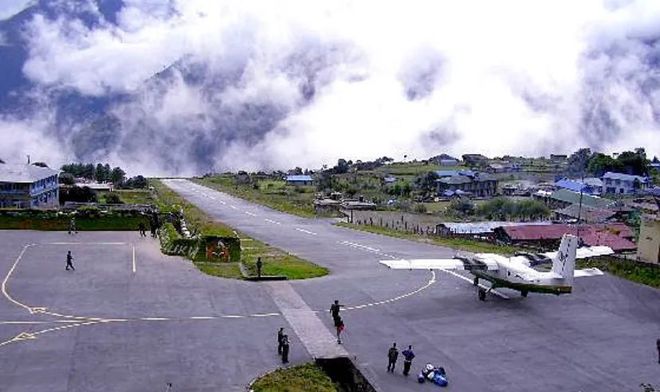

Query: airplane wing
[379,258,499,271]
[573,268,604,278]
[541,246,613,260]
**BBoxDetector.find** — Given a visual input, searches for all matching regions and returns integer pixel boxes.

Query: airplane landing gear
[478,288,486,301]
[521,290,528,298]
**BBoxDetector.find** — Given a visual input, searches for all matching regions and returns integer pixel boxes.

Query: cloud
[0,0,33,21]
[4,0,660,174]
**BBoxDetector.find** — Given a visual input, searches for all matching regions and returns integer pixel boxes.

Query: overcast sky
[1,0,659,174]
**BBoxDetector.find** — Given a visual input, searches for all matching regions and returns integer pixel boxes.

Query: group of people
[138,213,161,238]
[387,343,416,376]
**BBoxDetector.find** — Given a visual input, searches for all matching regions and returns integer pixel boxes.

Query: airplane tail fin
[551,234,578,284]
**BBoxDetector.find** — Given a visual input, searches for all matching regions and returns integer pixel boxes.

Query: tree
[95,163,109,183]
[316,171,334,192]
[123,175,148,189]
[105,193,123,204]
[59,173,75,185]
[587,153,623,176]
[413,171,440,197]
[110,167,126,185]
[616,148,649,175]
[567,148,592,176]
[333,159,350,174]
[448,197,475,216]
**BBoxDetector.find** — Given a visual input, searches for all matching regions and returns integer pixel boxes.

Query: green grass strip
[251,363,338,392]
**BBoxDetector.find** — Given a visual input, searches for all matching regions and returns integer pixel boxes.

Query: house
[0,164,60,208]
[554,178,602,196]
[637,214,660,264]
[535,189,615,210]
[554,204,616,224]
[435,221,547,238]
[435,171,498,198]
[285,175,314,186]
[461,154,489,166]
[550,154,568,161]
[429,154,460,166]
[383,176,397,184]
[602,172,650,195]
[495,223,636,253]
[486,161,522,173]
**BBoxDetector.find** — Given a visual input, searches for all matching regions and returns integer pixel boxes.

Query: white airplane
[380,234,612,300]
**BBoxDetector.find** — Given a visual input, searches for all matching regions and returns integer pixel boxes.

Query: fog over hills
[0,0,659,175]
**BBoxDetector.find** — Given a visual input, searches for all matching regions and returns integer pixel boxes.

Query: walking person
[335,317,345,344]
[65,251,75,271]
[656,338,660,364]
[138,222,146,237]
[330,300,343,325]
[281,334,290,364]
[402,345,415,376]
[68,217,77,235]
[387,343,398,373]
[277,327,285,355]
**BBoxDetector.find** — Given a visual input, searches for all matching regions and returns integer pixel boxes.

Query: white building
[0,164,60,208]
[602,172,650,195]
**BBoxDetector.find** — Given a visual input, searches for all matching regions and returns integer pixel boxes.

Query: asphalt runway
[0,179,658,391]
[162,179,660,391]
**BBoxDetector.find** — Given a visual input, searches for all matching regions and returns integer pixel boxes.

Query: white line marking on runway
[295,228,317,236]
[245,211,257,217]
[250,312,280,317]
[132,246,137,273]
[342,270,437,311]
[439,269,509,299]
[46,242,126,245]
[2,245,34,312]
[189,316,215,320]
[140,317,169,321]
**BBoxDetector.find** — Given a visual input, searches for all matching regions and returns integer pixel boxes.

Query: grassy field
[194,176,317,218]
[151,179,328,280]
[251,363,338,392]
[98,189,154,205]
[337,222,523,255]
[577,257,660,289]
[0,214,148,231]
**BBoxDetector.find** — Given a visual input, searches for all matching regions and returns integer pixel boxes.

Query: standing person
[68,217,77,235]
[387,343,398,373]
[656,338,660,364]
[277,327,285,355]
[281,334,290,364]
[65,251,75,271]
[335,317,345,344]
[256,257,263,279]
[402,345,415,376]
[138,222,146,237]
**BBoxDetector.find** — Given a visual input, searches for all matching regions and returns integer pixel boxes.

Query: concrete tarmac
[0,179,658,391]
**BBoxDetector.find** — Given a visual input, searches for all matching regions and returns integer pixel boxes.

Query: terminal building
[0,164,60,208]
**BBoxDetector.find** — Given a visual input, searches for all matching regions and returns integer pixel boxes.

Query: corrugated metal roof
[555,204,615,223]
[499,223,635,251]
[286,175,313,182]
[555,178,586,193]
[549,189,614,209]
[438,221,547,234]
[0,164,59,183]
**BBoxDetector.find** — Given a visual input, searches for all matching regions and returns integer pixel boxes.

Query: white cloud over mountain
[1,0,659,174]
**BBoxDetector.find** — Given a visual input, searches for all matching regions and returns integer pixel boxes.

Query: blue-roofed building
[602,172,650,195]
[555,177,603,195]
[285,175,314,186]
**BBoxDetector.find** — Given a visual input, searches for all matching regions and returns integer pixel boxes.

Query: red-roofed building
[494,223,636,253]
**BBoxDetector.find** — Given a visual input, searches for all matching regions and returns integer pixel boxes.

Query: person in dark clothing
[656,338,660,364]
[65,251,75,271]
[256,257,263,279]
[330,300,343,325]
[402,345,415,376]
[387,343,398,372]
[138,222,146,237]
[277,327,285,355]
[281,334,290,364]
